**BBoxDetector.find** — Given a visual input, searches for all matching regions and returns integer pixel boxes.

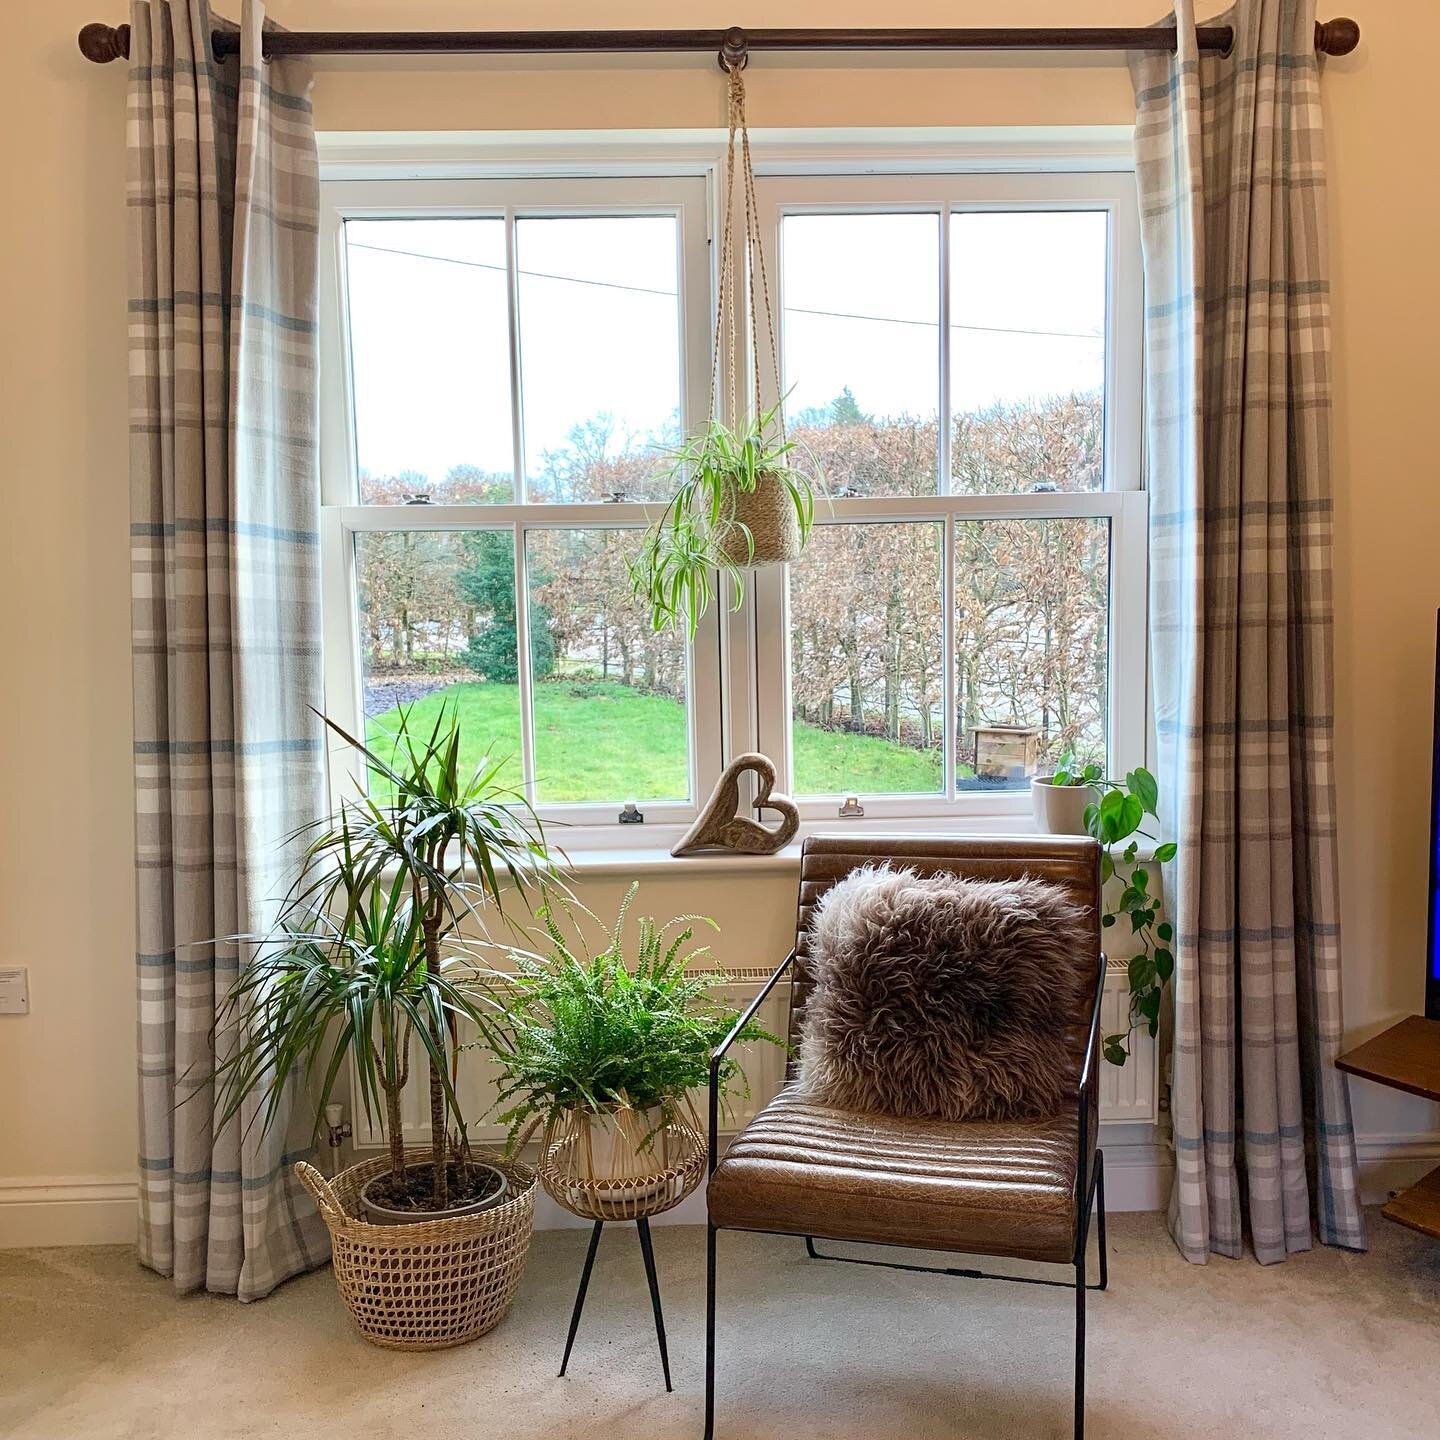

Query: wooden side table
[1336,1015,1440,1238]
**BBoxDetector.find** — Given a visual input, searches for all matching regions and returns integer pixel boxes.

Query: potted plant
[210,707,559,1346]
[1030,750,1102,835]
[628,401,819,637]
[479,884,782,1216]
[1081,765,1180,1068]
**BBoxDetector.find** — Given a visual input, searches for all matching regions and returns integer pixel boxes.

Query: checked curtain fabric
[127,0,328,1298]
[1130,0,1365,1264]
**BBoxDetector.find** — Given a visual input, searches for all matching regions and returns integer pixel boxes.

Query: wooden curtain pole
[77,19,1362,66]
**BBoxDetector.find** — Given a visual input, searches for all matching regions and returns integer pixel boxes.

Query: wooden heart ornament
[671,752,800,858]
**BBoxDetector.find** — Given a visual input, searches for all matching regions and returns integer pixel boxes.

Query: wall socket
[0,967,30,1015]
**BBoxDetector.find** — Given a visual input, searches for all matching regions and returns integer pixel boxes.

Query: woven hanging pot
[714,471,802,568]
[538,1105,705,1223]
[294,1147,536,1351]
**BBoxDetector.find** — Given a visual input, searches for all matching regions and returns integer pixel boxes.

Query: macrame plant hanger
[709,50,803,568]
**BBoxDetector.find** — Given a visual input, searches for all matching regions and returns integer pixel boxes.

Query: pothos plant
[627,399,819,637]
[1082,765,1179,1067]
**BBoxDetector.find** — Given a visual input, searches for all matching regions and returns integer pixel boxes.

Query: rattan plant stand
[539,1114,706,1392]
[294,1147,537,1350]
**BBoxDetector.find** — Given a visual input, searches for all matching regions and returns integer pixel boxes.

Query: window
[320,159,1144,839]
[320,178,720,825]
[750,173,1144,821]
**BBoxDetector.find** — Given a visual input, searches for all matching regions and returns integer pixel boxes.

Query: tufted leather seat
[708,835,1103,1264]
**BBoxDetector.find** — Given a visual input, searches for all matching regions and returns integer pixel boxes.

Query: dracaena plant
[628,400,819,637]
[211,705,558,1210]
[1083,766,1180,1067]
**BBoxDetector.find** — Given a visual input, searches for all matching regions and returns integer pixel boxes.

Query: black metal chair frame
[704,946,1108,1440]
[559,1215,673,1392]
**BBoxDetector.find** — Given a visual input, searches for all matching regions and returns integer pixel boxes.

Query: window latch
[838,795,865,818]
[618,802,645,825]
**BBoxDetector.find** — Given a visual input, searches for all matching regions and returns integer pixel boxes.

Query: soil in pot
[360,1161,509,1226]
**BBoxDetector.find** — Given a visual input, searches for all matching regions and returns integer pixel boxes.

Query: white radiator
[353,963,1157,1150]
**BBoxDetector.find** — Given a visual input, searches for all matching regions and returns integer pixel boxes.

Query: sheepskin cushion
[798,865,1093,1123]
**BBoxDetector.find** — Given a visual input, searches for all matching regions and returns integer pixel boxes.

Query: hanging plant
[629,59,822,637]
[629,400,817,636]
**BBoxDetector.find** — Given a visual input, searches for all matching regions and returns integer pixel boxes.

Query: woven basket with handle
[295,1147,536,1351]
[714,471,802,568]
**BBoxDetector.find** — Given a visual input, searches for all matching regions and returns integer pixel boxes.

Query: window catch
[603,490,632,504]
[838,795,865,818]
[618,801,645,825]
[403,492,431,505]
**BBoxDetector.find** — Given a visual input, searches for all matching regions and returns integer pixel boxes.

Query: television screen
[1429,610,1440,1020]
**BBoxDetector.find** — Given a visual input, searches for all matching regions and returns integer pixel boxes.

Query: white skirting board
[0,1176,138,1248]
[8,1135,1437,1249]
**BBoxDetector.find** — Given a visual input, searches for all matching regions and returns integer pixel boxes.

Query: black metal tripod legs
[558,1218,672,1393]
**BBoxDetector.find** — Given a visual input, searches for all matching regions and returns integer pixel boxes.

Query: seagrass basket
[715,470,802,568]
[538,1107,705,1223]
[295,1147,536,1351]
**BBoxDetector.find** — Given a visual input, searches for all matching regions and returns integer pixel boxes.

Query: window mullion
[938,200,952,498]
[504,205,526,504]
[503,209,538,805]
[511,520,538,807]
[942,511,957,799]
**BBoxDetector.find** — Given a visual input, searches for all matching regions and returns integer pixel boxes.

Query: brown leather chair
[704,835,1108,1440]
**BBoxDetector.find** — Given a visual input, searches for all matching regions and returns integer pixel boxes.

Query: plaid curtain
[1130,0,1365,1264]
[128,0,328,1299]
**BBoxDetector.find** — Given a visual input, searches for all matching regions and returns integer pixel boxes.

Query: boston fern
[479,884,782,1152]
[1083,766,1180,1067]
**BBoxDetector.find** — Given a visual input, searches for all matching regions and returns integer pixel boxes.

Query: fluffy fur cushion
[798,865,1093,1123]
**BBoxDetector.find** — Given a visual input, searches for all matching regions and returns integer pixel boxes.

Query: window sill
[553,812,1054,878]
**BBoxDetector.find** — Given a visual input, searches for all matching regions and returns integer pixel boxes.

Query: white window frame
[317,175,723,835]
[746,170,1146,825]
[316,138,1147,848]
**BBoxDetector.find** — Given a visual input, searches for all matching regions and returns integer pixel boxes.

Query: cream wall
[3,1,1437,1240]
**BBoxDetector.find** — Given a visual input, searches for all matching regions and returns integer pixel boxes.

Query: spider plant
[477,884,783,1154]
[212,705,559,1210]
[628,400,819,637]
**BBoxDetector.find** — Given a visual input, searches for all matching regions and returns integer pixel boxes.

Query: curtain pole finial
[78,21,129,63]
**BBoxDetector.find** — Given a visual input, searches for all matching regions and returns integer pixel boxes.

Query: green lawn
[367,679,947,803]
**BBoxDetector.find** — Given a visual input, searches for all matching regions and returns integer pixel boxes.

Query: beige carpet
[2,1210,1437,1439]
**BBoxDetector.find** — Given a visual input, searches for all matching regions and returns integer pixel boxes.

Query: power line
[350,239,1102,342]
[348,240,678,298]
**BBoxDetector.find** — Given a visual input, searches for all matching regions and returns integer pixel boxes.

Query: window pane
[345,220,515,503]
[789,522,944,796]
[782,213,940,498]
[525,529,689,803]
[517,217,682,503]
[949,212,1107,495]
[356,531,523,792]
[955,517,1109,791]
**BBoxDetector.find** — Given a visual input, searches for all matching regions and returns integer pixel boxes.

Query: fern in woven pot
[212,706,558,1226]
[477,884,782,1217]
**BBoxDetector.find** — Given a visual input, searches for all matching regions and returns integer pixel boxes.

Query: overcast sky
[344,208,1106,490]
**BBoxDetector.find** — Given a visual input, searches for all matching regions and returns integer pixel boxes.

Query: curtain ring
[717,26,749,73]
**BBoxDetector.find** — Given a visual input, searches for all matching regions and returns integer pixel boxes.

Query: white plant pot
[1030,777,1098,836]
[578,1106,668,1184]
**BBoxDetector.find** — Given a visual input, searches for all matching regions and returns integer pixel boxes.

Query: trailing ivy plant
[1083,766,1179,1067]
[1049,750,1102,787]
